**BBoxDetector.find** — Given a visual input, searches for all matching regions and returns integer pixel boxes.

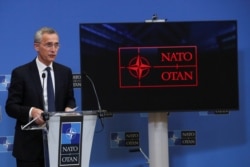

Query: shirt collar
[36,57,53,72]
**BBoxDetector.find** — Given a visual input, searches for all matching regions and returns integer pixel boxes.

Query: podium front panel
[47,113,97,167]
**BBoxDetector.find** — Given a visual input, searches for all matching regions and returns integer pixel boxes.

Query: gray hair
[34,27,58,43]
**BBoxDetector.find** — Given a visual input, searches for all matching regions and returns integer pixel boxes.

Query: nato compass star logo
[127,55,151,80]
[168,131,181,146]
[0,136,14,152]
[61,122,81,144]
[66,128,77,140]
[110,132,126,148]
[0,75,10,91]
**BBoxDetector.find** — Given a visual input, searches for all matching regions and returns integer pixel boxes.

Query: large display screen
[80,20,239,112]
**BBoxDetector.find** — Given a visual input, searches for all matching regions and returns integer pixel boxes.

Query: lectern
[46,111,97,167]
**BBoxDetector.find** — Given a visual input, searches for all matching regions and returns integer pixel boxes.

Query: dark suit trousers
[16,159,44,167]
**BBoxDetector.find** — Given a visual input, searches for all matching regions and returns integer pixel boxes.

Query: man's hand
[65,106,78,112]
[31,107,45,125]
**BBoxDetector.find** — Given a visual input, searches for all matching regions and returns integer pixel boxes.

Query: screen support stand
[148,112,169,167]
[145,15,169,167]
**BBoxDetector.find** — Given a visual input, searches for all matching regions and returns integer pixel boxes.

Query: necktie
[45,67,55,112]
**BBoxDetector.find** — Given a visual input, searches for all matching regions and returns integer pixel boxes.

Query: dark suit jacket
[5,59,76,161]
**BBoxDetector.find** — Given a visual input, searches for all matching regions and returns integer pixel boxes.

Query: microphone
[83,72,105,118]
[42,72,46,110]
[41,72,50,167]
[41,73,50,129]
[42,73,46,79]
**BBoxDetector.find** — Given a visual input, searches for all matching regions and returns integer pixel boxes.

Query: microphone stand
[83,72,107,132]
[42,72,50,167]
[84,72,106,116]
[129,147,149,164]
[21,115,45,130]
[21,112,50,130]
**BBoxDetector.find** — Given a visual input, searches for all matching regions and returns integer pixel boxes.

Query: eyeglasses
[37,42,60,49]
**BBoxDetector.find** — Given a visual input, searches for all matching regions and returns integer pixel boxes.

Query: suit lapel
[29,60,44,108]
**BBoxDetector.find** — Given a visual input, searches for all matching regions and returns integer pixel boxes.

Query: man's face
[34,33,59,66]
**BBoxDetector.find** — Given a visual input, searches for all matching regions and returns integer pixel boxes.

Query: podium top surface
[49,110,103,117]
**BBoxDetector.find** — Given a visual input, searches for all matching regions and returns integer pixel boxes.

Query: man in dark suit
[5,27,76,167]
